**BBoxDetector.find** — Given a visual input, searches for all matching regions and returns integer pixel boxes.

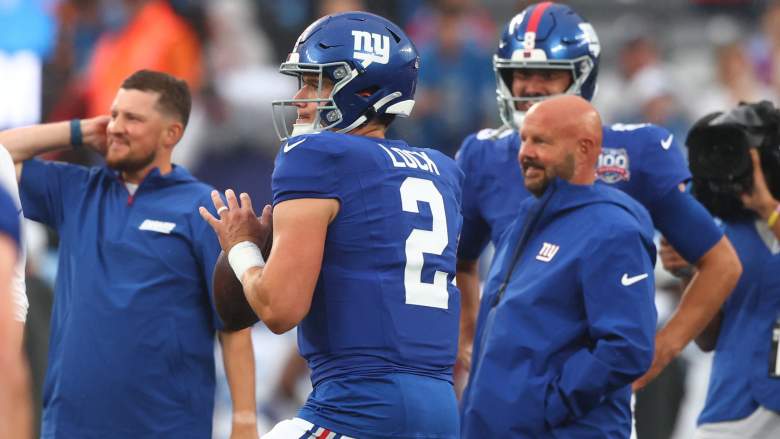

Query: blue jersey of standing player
[272,131,463,435]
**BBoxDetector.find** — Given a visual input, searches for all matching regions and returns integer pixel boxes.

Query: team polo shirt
[20,159,223,439]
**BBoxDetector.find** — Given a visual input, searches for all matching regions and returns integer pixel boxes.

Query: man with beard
[0,70,258,439]
[460,95,657,438]
[455,1,741,393]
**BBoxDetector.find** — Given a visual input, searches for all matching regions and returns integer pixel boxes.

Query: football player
[202,12,463,439]
[456,1,741,392]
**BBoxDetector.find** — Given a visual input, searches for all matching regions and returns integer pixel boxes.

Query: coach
[0,70,256,439]
[460,96,657,438]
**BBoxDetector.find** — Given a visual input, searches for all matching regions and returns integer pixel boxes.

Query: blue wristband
[70,119,83,149]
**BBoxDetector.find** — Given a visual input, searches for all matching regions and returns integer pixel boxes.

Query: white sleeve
[0,144,27,322]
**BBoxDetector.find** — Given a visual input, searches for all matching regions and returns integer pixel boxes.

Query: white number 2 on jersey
[400,177,449,309]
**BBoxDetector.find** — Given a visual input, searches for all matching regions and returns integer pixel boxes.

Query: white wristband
[228,241,265,284]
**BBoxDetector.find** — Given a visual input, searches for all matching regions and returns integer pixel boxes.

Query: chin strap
[512,111,526,131]
[335,115,368,134]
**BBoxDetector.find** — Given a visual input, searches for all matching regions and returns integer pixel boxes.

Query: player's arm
[658,237,737,360]
[633,187,741,390]
[201,190,338,334]
[456,258,480,372]
[695,310,723,352]
[454,137,491,373]
[202,138,340,333]
[455,226,491,375]
[218,328,258,439]
[242,198,338,334]
[657,237,723,352]
[0,117,109,180]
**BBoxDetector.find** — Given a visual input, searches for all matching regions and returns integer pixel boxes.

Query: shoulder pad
[607,123,675,150]
[475,126,515,141]
[280,131,348,155]
[608,123,651,132]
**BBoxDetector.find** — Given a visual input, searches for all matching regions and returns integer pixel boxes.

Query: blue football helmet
[272,11,420,141]
[495,2,601,129]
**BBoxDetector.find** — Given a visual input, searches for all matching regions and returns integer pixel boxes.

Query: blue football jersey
[455,127,528,260]
[457,123,721,263]
[272,131,464,386]
[596,123,689,209]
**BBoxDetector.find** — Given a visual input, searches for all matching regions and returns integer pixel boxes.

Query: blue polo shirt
[699,219,780,424]
[20,159,223,439]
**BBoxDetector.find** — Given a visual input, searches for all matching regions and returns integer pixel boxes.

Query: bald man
[460,96,658,439]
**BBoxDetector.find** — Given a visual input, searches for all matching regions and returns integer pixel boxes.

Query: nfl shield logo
[596,148,630,183]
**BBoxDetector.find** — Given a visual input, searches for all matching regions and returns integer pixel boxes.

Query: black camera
[687,101,780,221]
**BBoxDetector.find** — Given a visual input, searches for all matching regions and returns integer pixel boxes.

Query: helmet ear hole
[386,27,401,43]
[358,86,380,98]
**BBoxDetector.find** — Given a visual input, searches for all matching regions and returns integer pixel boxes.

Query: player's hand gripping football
[200,189,273,256]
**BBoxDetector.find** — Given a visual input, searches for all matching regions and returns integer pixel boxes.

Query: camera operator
[661,101,780,438]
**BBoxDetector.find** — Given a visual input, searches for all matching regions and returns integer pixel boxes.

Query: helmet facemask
[494,55,595,130]
[271,60,359,141]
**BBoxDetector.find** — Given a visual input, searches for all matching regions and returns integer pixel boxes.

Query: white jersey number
[400,177,449,309]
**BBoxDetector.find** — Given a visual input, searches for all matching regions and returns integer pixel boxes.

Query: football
[212,250,259,331]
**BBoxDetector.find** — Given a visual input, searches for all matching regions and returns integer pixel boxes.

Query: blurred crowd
[2,0,779,438]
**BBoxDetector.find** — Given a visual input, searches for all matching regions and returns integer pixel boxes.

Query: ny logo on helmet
[352,30,390,67]
[578,23,600,58]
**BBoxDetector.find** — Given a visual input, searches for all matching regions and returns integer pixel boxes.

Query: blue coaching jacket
[461,178,657,439]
